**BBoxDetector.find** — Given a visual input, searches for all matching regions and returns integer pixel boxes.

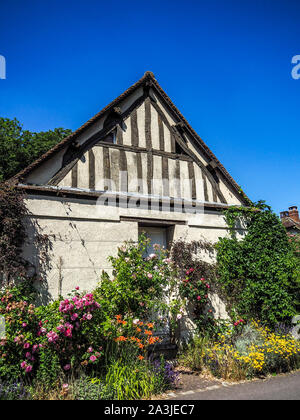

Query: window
[139,226,167,258]
[102,130,116,144]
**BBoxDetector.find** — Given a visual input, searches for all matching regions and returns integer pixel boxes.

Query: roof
[282,217,300,231]
[11,71,251,205]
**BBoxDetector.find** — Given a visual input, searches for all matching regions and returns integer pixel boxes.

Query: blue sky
[0,0,299,215]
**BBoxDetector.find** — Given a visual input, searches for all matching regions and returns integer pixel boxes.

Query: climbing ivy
[216,201,300,327]
[0,183,52,288]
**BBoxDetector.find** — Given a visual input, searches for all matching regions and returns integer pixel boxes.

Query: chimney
[288,206,299,223]
[280,211,289,219]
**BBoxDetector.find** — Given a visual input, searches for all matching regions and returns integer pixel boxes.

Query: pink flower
[147,273,153,279]
[86,314,92,320]
[64,328,72,337]
[23,343,30,349]
[25,352,31,359]
[63,364,71,371]
[87,346,93,353]
[75,286,80,290]
[89,355,97,362]
[47,331,59,343]
[25,365,32,373]
[22,322,27,328]
[20,361,27,369]
[197,296,201,301]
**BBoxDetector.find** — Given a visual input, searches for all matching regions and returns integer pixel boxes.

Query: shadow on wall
[22,216,54,305]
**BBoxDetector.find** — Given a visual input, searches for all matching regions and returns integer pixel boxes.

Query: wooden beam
[145,98,152,151]
[71,163,78,188]
[119,149,128,192]
[162,156,169,197]
[103,147,111,190]
[188,161,196,200]
[158,114,165,151]
[88,149,95,190]
[131,109,139,147]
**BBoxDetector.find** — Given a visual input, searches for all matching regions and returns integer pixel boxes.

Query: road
[170,370,300,400]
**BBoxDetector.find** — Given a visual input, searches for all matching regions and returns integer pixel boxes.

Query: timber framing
[11,71,250,205]
[17,184,234,212]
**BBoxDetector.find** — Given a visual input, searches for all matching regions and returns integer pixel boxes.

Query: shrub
[0,380,31,400]
[95,234,173,319]
[72,376,114,400]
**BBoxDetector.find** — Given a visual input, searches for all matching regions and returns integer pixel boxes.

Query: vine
[0,183,52,291]
[216,201,300,327]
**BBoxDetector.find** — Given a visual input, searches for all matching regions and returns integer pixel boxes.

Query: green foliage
[0,183,52,288]
[178,336,210,371]
[170,239,218,335]
[94,234,172,319]
[71,376,114,400]
[0,380,31,400]
[0,116,71,181]
[35,347,61,388]
[105,359,155,400]
[216,201,300,326]
[0,185,28,282]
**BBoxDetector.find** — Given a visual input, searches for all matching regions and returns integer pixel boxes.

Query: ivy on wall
[0,183,51,288]
[216,201,300,326]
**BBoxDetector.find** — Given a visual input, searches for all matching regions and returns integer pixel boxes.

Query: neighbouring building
[11,72,250,320]
[280,206,300,236]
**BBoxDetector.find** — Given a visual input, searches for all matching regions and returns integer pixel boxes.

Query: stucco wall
[23,194,240,326]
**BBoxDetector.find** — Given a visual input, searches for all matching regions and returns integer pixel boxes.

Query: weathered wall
[23,194,241,325]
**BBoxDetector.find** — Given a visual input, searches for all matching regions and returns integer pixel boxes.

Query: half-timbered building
[12,72,249,309]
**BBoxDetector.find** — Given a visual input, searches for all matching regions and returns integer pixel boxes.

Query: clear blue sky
[0,0,299,215]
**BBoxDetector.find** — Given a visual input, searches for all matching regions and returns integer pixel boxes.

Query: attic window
[102,130,116,144]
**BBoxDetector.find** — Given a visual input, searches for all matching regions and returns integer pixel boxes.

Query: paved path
[166,370,300,400]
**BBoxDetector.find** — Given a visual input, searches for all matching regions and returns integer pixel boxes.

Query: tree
[216,201,300,327]
[0,117,72,181]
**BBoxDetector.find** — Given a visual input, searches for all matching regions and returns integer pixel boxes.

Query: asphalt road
[171,370,300,400]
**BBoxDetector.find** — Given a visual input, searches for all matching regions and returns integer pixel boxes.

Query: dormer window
[102,130,116,144]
